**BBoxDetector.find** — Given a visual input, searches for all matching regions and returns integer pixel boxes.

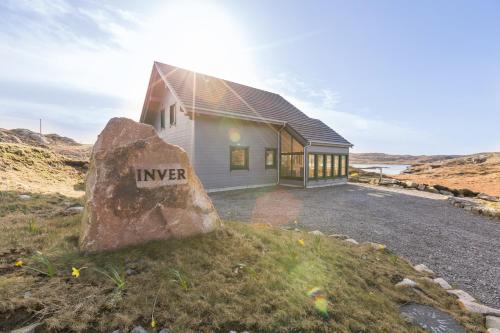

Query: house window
[341,155,347,176]
[333,155,339,176]
[160,108,166,129]
[265,148,276,169]
[230,146,249,170]
[308,154,316,179]
[169,104,176,126]
[280,131,304,179]
[326,155,332,177]
[317,154,324,178]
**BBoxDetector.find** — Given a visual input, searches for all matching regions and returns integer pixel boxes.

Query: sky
[0,0,499,155]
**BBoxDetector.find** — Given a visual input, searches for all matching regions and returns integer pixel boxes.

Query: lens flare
[229,128,241,142]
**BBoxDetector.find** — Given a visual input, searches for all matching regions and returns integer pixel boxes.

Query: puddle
[400,303,466,333]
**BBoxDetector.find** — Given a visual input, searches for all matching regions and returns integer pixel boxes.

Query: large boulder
[80,118,220,251]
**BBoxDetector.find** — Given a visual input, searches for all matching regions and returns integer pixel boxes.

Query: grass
[0,191,485,333]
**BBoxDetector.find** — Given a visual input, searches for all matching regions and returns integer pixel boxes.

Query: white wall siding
[308,145,349,154]
[193,115,279,190]
[152,89,195,160]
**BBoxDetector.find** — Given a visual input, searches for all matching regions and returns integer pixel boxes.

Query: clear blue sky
[1,0,499,154]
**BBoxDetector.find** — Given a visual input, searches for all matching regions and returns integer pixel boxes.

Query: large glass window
[280,130,304,179]
[230,146,249,170]
[326,155,332,177]
[308,154,315,178]
[341,155,347,176]
[333,155,339,176]
[317,155,324,178]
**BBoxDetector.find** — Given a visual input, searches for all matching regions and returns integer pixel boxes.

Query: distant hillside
[350,153,462,165]
[0,128,90,197]
[0,128,92,160]
[393,152,500,196]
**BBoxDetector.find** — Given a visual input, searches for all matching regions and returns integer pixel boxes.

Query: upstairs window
[265,148,276,169]
[169,104,176,126]
[230,146,249,170]
[160,108,166,129]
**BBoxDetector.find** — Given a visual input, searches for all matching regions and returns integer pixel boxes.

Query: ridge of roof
[154,61,280,97]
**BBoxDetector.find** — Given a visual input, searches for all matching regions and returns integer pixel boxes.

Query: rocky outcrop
[80,118,220,251]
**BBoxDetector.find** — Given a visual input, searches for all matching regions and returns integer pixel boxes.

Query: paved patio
[209,183,500,308]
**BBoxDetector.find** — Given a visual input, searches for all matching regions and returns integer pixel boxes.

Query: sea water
[351,164,410,175]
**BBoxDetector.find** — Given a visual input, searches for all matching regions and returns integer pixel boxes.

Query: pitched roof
[152,61,352,146]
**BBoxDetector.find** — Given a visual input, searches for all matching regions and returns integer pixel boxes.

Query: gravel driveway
[209,184,500,308]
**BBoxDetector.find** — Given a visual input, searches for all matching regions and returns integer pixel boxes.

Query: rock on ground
[433,278,452,289]
[11,323,40,333]
[396,278,417,288]
[80,117,220,251]
[487,316,500,330]
[413,264,434,275]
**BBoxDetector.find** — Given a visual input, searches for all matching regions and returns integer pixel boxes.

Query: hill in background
[0,128,91,197]
[350,152,462,165]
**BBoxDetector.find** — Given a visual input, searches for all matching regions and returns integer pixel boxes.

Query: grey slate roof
[154,62,352,146]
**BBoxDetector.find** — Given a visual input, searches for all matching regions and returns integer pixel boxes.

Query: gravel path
[210,184,500,308]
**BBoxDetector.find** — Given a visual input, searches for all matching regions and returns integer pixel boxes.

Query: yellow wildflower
[72,266,87,278]
[150,318,156,328]
[71,267,80,278]
[15,260,24,267]
[298,239,305,246]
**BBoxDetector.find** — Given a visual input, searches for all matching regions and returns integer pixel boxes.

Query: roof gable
[150,62,352,146]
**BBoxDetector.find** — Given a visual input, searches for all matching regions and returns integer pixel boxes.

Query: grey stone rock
[458,299,500,315]
[486,316,500,329]
[413,264,434,275]
[447,289,476,302]
[439,190,454,196]
[433,278,452,289]
[417,184,426,191]
[159,329,170,333]
[487,328,500,333]
[66,206,84,213]
[364,242,386,250]
[396,278,417,288]
[404,181,418,188]
[344,238,359,245]
[130,326,148,333]
[425,186,439,194]
[111,330,121,333]
[308,230,324,236]
[18,194,31,200]
[11,323,41,333]
[478,193,499,202]
[328,233,349,240]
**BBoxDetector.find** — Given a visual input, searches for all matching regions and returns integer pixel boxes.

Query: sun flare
[144,2,257,84]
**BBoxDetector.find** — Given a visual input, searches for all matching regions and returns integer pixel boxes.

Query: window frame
[307,153,349,180]
[230,146,249,171]
[264,148,277,169]
[169,104,176,126]
[279,130,304,180]
[160,108,166,129]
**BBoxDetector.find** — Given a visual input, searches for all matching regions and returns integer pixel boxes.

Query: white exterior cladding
[148,86,279,191]
[193,115,279,191]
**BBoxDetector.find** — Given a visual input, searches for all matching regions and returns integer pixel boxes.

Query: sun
[143,1,257,85]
